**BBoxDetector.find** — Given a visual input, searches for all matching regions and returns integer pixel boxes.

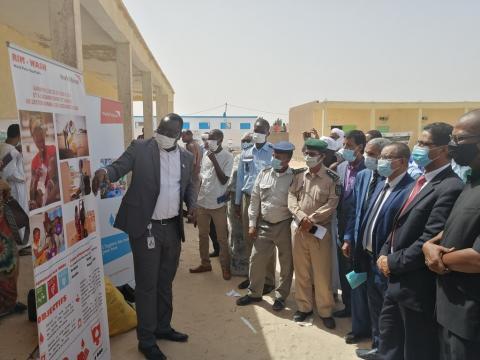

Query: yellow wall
[288,102,320,160]
[326,108,371,134]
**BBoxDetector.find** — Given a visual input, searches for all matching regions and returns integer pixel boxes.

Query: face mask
[343,148,356,162]
[364,156,378,171]
[305,155,323,168]
[155,133,177,150]
[377,159,394,177]
[252,132,267,144]
[412,145,437,167]
[271,158,284,171]
[448,141,479,167]
[241,142,252,150]
[207,140,219,152]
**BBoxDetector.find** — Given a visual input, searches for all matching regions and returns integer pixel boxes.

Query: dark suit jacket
[353,172,414,272]
[380,166,464,312]
[106,138,196,241]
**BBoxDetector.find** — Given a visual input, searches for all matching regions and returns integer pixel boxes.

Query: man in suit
[346,141,415,359]
[376,122,464,360]
[334,130,370,340]
[92,114,196,360]
[423,110,480,360]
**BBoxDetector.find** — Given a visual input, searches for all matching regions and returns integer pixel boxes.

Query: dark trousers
[439,325,480,360]
[378,293,438,360]
[337,245,351,310]
[351,281,371,337]
[366,258,388,348]
[130,221,181,347]
[209,219,219,253]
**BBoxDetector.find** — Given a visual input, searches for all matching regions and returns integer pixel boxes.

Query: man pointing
[93,113,196,360]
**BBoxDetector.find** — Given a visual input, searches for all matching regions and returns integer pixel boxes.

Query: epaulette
[262,166,273,172]
[292,167,308,175]
[326,168,340,182]
[266,143,274,148]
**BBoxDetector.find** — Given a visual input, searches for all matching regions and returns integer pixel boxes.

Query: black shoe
[293,310,313,322]
[238,279,250,289]
[138,344,166,360]
[333,308,351,318]
[236,295,262,306]
[262,284,275,295]
[209,251,219,258]
[156,329,188,342]
[272,299,285,312]
[345,331,370,344]
[320,316,336,329]
[356,348,379,360]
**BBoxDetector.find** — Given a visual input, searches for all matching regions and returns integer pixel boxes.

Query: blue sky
[124,0,480,120]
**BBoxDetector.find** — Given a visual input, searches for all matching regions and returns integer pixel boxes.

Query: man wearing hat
[288,138,341,329]
[236,141,296,311]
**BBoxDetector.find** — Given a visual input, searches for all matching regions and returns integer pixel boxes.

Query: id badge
[147,236,155,249]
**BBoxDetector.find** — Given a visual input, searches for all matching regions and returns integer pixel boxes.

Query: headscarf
[330,128,345,150]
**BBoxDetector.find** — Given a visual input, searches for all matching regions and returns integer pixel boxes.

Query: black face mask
[448,141,480,166]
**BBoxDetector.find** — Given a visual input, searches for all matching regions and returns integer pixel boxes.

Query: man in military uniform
[236,141,296,311]
[288,138,341,329]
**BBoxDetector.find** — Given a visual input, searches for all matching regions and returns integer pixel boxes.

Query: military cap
[273,141,295,152]
[304,138,327,151]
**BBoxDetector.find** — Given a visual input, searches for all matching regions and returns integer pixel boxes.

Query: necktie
[363,183,390,251]
[400,175,427,215]
[366,171,380,203]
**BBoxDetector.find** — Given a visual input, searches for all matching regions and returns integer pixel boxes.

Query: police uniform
[247,142,296,300]
[288,140,341,318]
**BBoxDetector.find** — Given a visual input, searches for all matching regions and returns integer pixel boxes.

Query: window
[199,122,210,129]
[182,122,190,130]
[220,122,231,129]
[240,123,251,130]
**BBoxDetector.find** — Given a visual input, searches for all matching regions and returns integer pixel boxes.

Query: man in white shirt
[190,129,234,280]
[92,114,196,360]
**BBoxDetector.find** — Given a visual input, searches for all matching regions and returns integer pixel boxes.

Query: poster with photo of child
[18,110,61,212]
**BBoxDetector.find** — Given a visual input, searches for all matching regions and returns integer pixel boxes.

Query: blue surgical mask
[377,159,394,177]
[343,148,356,162]
[412,145,432,167]
[364,156,378,171]
[271,158,283,171]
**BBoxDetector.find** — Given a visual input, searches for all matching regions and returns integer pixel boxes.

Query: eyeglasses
[303,151,321,157]
[416,140,436,148]
[450,134,480,144]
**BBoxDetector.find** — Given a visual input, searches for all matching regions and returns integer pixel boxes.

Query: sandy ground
[0,221,368,360]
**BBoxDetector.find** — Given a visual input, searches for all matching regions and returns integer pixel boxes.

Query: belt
[151,216,179,225]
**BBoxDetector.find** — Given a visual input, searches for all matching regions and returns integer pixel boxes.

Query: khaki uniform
[247,167,294,299]
[288,165,340,317]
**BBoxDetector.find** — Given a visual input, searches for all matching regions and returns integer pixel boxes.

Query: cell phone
[309,225,318,234]
[0,152,13,170]
[303,131,311,139]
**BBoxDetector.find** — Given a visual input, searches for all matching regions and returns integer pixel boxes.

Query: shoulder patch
[292,167,308,175]
[335,184,343,196]
[326,169,340,182]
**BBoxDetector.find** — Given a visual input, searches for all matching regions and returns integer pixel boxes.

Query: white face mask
[304,155,323,168]
[207,139,219,152]
[155,133,177,150]
[252,132,267,144]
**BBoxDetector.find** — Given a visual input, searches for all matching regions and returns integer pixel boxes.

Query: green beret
[304,138,327,151]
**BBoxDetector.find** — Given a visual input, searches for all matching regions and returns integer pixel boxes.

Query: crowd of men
[92,110,480,360]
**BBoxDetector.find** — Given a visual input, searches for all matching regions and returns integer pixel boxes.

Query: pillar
[155,88,169,126]
[167,96,174,114]
[417,108,423,146]
[116,42,133,149]
[48,0,83,70]
[142,72,154,138]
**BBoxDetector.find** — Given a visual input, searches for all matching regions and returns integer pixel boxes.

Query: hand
[342,241,351,258]
[248,227,257,240]
[235,204,241,219]
[207,151,216,161]
[311,128,319,139]
[423,241,454,274]
[300,217,313,232]
[92,169,108,196]
[187,208,197,227]
[377,255,390,277]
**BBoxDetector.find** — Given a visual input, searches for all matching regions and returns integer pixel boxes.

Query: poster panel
[8,43,110,360]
